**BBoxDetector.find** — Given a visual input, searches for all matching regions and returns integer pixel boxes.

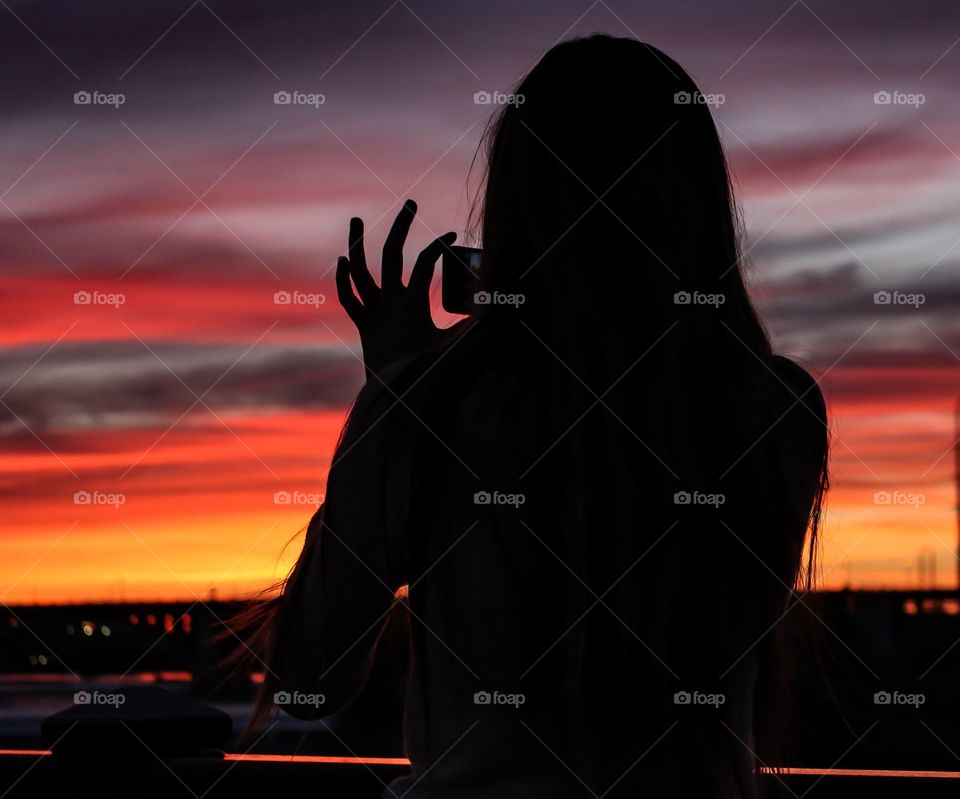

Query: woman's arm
[269,384,411,718]
[267,201,454,719]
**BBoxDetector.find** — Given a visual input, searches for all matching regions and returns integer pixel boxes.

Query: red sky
[1,0,959,601]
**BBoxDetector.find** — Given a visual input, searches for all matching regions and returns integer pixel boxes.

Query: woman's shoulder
[762,356,828,470]
[769,355,825,423]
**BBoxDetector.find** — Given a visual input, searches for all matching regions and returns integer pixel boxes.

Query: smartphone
[441,245,483,314]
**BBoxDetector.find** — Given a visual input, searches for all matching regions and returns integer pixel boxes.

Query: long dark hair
[239,34,828,797]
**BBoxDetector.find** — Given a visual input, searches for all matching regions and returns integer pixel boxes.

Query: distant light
[129,614,139,625]
[157,671,191,682]
[38,655,48,666]
[182,613,192,634]
[101,626,112,637]
[81,621,95,636]
[163,614,174,634]
[146,614,156,626]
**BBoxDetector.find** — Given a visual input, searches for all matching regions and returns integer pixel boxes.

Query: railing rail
[2,750,960,798]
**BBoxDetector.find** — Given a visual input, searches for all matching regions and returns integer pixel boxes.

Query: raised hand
[336,199,456,379]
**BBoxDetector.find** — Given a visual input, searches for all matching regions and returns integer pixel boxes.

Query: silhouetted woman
[253,35,828,798]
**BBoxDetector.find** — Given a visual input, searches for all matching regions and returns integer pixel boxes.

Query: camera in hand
[441,245,483,315]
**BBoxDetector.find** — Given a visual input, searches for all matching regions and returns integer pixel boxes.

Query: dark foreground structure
[0,694,958,799]
[2,590,960,797]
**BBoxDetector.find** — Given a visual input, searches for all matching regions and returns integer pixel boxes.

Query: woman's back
[337,325,827,798]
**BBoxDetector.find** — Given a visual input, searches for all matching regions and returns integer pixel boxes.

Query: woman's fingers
[336,256,363,323]
[409,232,456,296]
[347,217,376,299]
[381,199,416,291]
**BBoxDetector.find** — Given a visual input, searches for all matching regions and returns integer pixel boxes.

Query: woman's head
[473,35,767,367]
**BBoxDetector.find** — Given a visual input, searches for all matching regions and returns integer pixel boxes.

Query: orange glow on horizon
[0,382,957,602]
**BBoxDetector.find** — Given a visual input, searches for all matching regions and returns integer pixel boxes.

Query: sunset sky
[1,0,959,602]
